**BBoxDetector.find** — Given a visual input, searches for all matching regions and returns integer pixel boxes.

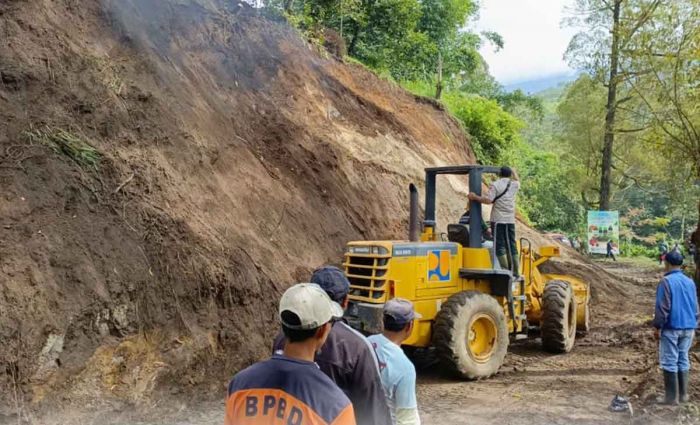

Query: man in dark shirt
[653,251,699,404]
[226,283,355,425]
[606,240,616,261]
[274,266,392,425]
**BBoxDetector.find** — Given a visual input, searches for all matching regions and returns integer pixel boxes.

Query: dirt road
[26,259,700,425]
[416,259,698,425]
[418,260,652,424]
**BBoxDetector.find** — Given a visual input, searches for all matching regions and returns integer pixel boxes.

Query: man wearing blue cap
[273,266,392,425]
[653,250,699,405]
[368,299,422,425]
[226,283,356,425]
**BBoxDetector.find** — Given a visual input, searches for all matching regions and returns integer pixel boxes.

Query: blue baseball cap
[310,266,350,302]
[665,250,684,266]
[384,298,422,325]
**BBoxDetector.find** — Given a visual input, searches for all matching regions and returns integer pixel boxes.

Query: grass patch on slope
[25,127,100,170]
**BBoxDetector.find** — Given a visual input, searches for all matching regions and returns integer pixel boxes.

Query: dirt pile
[0,0,484,419]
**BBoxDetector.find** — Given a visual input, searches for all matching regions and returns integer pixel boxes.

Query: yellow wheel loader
[343,165,590,379]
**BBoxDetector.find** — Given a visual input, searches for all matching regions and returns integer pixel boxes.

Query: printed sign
[428,250,451,282]
[587,211,620,254]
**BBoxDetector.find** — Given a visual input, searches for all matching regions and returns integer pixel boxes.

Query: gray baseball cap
[279,283,344,330]
[384,298,422,325]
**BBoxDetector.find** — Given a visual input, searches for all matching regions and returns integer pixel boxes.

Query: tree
[565,0,661,210]
[442,92,523,164]
[511,144,585,232]
[621,0,699,179]
[622,0,700,282]
[417,0,478,98]
[555,75,607,208]
[599,0,621,212]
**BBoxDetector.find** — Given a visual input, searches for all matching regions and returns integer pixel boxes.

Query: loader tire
[541,280,577,353]
[433,291,508,380]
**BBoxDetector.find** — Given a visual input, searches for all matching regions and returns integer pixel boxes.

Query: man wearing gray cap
[273,266,392,425]
[368,299,422,425]
[653,251,699,405]
[225,283,356,425]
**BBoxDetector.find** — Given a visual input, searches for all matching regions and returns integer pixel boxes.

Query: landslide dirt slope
[0,0,485,418]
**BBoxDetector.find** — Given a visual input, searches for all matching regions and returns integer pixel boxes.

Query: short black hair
[281,311,320,342]
[383,315,410,332]
[500,166,512,178]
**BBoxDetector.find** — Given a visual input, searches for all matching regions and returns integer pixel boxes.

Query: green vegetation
[266,0,699,257]
[25,127,100,169]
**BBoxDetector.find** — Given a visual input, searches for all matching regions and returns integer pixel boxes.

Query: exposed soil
[1,0,478,421]
[2,1,696,424]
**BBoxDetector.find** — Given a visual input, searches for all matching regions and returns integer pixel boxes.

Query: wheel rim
[467,313,497,363]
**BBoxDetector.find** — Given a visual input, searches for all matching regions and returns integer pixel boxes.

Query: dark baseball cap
[383,298,422,325]
[310,266,350,302]
[665,250,684,266]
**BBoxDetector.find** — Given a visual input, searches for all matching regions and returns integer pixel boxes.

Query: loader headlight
[347,246,388,255]
[348,246,371,254]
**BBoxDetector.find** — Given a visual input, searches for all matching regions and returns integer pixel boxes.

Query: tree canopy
[267,0,699,251]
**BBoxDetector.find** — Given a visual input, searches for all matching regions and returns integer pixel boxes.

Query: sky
[473,0,579,85]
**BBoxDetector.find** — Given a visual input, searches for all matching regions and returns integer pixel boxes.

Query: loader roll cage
[424,165,501,248]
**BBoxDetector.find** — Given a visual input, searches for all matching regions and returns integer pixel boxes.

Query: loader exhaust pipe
[409,183,420,242]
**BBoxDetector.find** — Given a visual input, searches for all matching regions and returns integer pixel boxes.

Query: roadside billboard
[587,211,620,254]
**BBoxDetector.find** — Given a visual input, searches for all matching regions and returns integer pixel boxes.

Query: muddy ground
[22,259,699,425]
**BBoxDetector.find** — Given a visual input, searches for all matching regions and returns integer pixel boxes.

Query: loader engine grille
[344,246,390,302]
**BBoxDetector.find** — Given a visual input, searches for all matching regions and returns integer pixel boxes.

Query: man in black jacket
[273,266,392,425]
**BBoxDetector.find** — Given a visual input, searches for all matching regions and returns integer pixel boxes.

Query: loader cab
[420,165,503,268]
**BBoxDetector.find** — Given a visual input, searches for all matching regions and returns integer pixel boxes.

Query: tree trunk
[283,0,294,12]
[435,52,443,100]
[348,23,360,56]
[599,0,622,211]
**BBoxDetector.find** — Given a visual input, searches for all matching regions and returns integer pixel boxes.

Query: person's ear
[316,322,332,343]
[341,296,349,309]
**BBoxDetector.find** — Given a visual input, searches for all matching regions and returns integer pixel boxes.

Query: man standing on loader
[653,251,699,405]
[467,166,521,276]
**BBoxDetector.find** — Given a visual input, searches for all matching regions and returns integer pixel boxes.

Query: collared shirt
[273,322,392,425]
[225,355,355,425]
[485,178,520,224]
[367,334,420,425]
[653,269,699,330]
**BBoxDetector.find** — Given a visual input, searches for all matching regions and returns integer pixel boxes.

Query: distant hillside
[534,82,569,115]
[504,72,578,94]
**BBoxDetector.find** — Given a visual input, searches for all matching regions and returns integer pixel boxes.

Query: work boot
[679,371,690,403]
[658,371,679,405]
